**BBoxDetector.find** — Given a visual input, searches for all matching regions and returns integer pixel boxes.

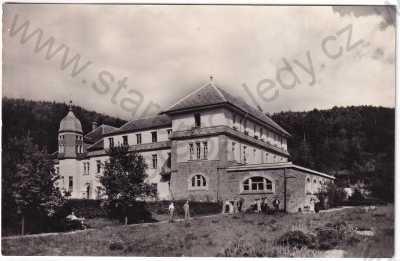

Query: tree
[100,146,156,224]
[2,135,64,235]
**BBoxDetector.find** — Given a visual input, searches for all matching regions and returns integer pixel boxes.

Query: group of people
[168,200,191,224]
[254,197,281,214]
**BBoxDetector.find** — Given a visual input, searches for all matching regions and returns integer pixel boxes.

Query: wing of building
[54,80,334,213]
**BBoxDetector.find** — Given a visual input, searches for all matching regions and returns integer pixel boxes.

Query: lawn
[2,205,394,257]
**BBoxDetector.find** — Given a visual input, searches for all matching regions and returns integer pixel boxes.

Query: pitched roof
[87,139,104,151]
[163,82,290,137]
[84,124,117,144]
[108,114,171,136]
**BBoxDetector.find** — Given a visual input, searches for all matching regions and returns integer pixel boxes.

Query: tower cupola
[58,101,84,158]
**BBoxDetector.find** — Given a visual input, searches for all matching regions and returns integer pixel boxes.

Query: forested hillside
[2,97,126,153]
[272,106,394,201]
[2,99,395,202]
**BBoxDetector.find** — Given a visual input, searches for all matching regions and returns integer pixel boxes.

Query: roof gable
[84,124,117,144]
[163,82,290,137]
[109,114,172,136]
[166,83,226,112]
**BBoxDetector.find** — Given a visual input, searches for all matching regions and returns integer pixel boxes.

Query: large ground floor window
[242,176,273,193]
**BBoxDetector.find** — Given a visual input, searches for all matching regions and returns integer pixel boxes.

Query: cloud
[332,5,396,30]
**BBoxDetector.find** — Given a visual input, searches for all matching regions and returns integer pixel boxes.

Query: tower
[58,101,83,159]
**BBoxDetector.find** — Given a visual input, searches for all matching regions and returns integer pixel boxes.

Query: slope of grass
[2,205,394,257]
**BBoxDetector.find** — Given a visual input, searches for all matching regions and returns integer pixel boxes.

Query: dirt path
[321,249,346,257]
[319,206,355,213]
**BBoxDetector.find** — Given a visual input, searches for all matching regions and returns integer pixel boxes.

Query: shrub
[109,241,124,251]
[326,183,347,207]
[277,230,317,249]
[224,240,261,257]
[63,199,107,219]
[315,227,339,250]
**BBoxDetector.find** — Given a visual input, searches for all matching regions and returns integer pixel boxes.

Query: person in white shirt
[168,202,175,223]
[66,211,79,221]
[183,200,190,224]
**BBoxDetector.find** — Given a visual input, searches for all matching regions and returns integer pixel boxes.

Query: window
[96,160,101,173]
[260,128,263,139]
[189,143,194,160]
[242,176,273,193]
[151,131,158,142]
[232,142,236,161]
[191,174,207,188]
[68,176,73,192]
[167,152,171,168]
[194,113,201,127]
[167,129,172,135]
[83,162,90,175]
[203,142,208,159]
[196,142,201,160]
[305,176,312,194]
[152,154,158,169]
[109,137,114,148]
[136,133,142,144]
[243,146,247,164]
[122,135,128,146]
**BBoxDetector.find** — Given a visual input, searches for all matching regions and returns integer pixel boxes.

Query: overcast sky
[2,4,396,120]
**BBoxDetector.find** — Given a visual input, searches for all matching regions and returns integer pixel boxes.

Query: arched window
[242,176,273,193]
[189,174,207,189]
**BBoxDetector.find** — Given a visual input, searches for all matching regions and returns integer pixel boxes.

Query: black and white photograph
[1,2,397,257]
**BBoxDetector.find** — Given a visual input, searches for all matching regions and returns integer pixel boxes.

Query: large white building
[54,80,334,212]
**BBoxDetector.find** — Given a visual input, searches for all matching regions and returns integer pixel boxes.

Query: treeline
[2,97,126,153]
[271,106,394,202]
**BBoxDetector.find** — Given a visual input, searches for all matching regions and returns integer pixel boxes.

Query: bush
[326,183,347,207]
[315,227,339,250]
[224,240,262,257]
[349,188,364,201]
[63,199,107,219]
[104,200,155,224]
[277,230,317,249]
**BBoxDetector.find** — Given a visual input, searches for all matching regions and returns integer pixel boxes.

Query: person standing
[183,200,190,224]
[256,198,262,213]
[273,198,280,213]
[168,201,175,223]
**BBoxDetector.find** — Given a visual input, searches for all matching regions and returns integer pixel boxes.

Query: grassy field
[2,205,394,257]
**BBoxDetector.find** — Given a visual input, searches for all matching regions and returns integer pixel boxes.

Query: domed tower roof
[59,101,83,133]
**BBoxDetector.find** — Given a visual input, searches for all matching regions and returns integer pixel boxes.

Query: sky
[2,4,396,121]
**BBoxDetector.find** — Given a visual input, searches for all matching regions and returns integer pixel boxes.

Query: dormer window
[122,135,128,146]
[151,131,158,142]
[194,113,201,128]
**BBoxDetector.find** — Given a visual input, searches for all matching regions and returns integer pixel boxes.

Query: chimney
[92,121,98,131]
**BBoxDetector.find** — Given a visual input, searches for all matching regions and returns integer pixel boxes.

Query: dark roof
[163,83,290,137]
[87,139,104,151]
[108,115,171,136]
[84,124,117,144]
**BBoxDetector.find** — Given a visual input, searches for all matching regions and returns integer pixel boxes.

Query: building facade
[54,81,334,212]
